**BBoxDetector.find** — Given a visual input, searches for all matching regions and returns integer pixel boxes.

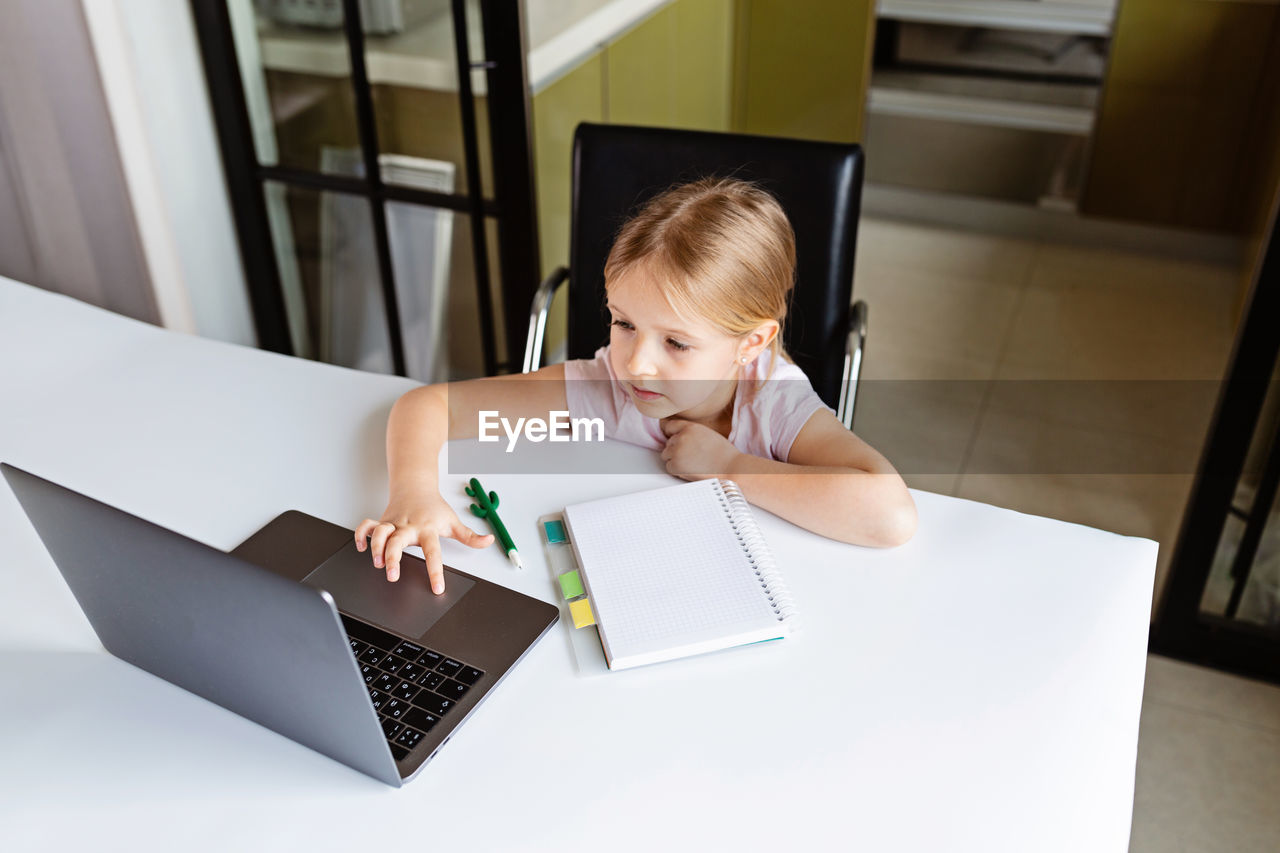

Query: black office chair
[524,123,868,428]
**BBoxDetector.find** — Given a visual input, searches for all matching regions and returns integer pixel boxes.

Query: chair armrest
[522,266,570,373]
[836,299,868,431]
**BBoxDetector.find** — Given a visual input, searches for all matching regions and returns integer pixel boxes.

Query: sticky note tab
[558,570,585,601]
[547,544,578,574]
[569,598,596,629]
[543,519,567,544]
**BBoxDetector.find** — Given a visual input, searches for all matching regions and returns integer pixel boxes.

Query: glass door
[191,0,538,380]
[1198,371,1280,631]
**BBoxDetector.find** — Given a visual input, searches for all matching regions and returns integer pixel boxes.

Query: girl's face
[605,268,775,423]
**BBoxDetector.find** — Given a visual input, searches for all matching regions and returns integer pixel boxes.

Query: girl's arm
[356,364,568,592]
[661,410,917,547]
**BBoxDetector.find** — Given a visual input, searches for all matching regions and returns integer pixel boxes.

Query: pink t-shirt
[563,346,832,462]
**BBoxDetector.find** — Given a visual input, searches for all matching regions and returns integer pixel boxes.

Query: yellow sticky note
[568,597,596,629]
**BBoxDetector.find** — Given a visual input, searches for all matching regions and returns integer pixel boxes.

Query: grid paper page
[563,479,782,666]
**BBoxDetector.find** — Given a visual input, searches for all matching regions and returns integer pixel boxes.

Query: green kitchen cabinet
[733,0,876,143]
[530,0,737,356]
[607,0,734,131]
[1082,0,1280,233]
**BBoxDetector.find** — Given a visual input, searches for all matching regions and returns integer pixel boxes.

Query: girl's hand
[659,418,741,481]
[354,494,493,594]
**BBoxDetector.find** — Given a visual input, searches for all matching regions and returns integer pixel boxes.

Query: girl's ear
[739,320,780,362]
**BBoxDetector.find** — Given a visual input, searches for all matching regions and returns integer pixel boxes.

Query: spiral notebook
[561,478,795,670]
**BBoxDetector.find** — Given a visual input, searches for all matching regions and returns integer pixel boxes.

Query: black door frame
[190,0,539,376]
[1150,190,1280,685]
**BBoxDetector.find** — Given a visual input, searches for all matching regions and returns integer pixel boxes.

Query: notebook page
[563,480,781,664]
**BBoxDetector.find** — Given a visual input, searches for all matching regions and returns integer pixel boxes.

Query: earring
[739,355,749,364]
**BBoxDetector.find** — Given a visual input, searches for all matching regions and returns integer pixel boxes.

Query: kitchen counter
[255,0,673,94]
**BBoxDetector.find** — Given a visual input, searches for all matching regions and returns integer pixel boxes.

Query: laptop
[2,463,559,787]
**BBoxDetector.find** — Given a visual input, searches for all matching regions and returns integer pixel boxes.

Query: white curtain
[0,0,156,324]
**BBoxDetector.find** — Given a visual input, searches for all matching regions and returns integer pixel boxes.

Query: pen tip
[508,550,524,570]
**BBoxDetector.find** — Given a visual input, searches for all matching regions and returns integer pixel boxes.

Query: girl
[357,178,916,593]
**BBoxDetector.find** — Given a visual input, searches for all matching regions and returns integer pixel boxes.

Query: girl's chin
[632,395,681,417]
[634,396,673,412]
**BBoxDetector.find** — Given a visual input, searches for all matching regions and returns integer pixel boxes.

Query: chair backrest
[567,123,864,410]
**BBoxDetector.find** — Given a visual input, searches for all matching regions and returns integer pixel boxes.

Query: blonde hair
[603,177,796,365]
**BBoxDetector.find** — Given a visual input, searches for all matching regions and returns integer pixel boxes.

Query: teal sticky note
[558,570,585,601]
[543,520,567,544]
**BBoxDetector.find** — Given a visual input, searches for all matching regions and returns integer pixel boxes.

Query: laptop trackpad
[301,543,476,640]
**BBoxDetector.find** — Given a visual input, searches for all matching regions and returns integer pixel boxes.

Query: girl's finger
[421,536,446,595]
[660,417,689,437]
[383,528,416,583]
[353,518,379,551]
[368,521,396,570]
[450,519,495,549]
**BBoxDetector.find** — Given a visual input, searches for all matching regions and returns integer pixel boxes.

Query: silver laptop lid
[2,464,402,787]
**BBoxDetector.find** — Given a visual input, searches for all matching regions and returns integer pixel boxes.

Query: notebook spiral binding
[716,479,797,625]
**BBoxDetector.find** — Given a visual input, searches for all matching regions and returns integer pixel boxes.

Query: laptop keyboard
[341,615,485,762]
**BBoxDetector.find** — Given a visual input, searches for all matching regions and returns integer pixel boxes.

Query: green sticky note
[543,519,567,544]
[558,569,585,601]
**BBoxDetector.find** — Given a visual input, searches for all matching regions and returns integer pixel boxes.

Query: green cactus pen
[465,477,523,569]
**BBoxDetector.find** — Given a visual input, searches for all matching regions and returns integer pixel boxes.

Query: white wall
[84,0,257,346]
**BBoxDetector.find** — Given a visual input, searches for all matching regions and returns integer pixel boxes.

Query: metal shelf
[876,0,1116,37]
[867,85,1094,134]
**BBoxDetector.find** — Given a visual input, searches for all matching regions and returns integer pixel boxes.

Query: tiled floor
[852,217,1280,851]
[852,217,1240,606]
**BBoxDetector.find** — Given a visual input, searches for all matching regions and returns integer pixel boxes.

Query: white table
[0,278,1156,852]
